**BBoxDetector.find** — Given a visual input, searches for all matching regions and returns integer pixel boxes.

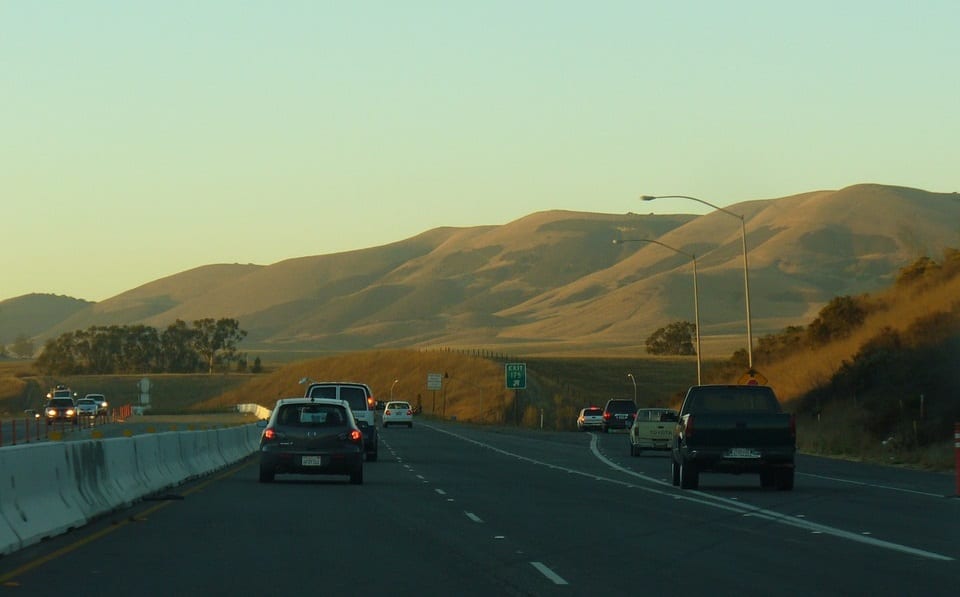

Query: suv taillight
[263,428,276,441]
[603,412,612,420]
[367,397,375,408]
[683,415,694,438]
[350,429,362,443]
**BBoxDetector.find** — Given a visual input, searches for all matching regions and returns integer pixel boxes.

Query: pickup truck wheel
[776,469,795,491]
[671,461,680,486]
[679,460,699,490]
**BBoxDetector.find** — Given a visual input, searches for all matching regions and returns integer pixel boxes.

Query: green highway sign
[505,362,526,389]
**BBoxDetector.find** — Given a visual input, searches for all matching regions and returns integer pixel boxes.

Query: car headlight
[66,409,75,416]
[46,409,56,417]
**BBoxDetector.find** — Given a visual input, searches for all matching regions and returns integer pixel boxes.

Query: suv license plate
[301,456,323,466]
[725,448,760,459]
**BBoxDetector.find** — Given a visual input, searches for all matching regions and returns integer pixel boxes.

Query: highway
[0,421,956,596]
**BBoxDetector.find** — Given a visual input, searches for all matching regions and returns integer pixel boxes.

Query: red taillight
[683,415,694,438]
[384,409,392,415]
[367,397,375,408]
[263,428,276,440]
[405,410,412,415]
[603,412,612,420]
[350,429,362,442]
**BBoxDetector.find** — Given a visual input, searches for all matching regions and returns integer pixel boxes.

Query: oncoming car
[576,406,604,431]
[382,401,413,428]
[258,397,364,484]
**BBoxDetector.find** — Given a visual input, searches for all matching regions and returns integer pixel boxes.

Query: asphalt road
[1,422,957,596]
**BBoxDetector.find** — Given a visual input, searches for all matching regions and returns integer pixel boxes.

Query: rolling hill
[3,184,959,356]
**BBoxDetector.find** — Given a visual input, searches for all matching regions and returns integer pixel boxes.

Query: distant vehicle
[75,397,99,419]
[258,397,364,484]
[44,396,78,427]
[671,384,796,490]
[576,406,604,431]
[85,393,109,416]
[629,408,678,455]
[47,384,76,401]
[382,401,413,428]
[601,398,637,433]
[303,381,379,461]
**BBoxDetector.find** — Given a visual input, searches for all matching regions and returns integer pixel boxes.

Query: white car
[576,406,604,431]
[382,401,413,428]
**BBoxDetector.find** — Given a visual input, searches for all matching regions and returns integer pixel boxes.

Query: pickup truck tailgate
[685,413,795,449]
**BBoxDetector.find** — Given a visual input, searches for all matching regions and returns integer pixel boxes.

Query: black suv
[303,381,379,461]
[602,398,637,433]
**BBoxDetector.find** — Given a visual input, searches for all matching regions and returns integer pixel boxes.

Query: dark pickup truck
[671,384,795,491]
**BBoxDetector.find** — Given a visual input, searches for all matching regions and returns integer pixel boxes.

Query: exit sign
[505,363,526,389]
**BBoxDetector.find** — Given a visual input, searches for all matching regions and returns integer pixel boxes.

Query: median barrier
[0,443,87,552]
[133,434,173,495]
[100,437,141,508]
[67,440,119,520]
[156,432,190,486]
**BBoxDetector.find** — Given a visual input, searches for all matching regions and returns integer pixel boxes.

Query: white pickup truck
[629,408,678,456]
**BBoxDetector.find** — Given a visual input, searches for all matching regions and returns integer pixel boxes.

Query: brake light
[384,409,391,415]
[406,409,412,415]
[683,415,694,438]
[367,397,375,408]
[350,429,362,443]
[263,428,276,440]
[603,412,612,420]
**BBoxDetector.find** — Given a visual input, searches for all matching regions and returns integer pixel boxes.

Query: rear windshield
[386,402,410,410]
[582,409,602,417]
[306,385,370,410]
[77,399,95,405]
[604,400,637,414]
[685,387,780,413]
[277,404,349,427]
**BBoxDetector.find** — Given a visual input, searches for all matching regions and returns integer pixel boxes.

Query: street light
[615,238,702,384]
[390,378,399,400]
[640,195,753,369]
[627,373,638,406]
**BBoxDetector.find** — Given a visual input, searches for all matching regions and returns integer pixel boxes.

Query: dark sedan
[258,397,364,484]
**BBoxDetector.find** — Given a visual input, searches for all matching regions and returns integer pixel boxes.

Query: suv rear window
[583,408,602,416]
[604,400,637,414]
[340,386,369,410]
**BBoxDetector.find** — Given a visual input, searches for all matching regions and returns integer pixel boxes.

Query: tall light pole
[390,378,399,400]
[627,373,638,406]
[640,195,753,370]
[615,239,702,384]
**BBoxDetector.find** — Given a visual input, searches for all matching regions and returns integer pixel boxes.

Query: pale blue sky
[3,1,958,302]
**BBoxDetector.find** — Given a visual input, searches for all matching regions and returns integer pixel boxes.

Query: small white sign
[427,373,443,390]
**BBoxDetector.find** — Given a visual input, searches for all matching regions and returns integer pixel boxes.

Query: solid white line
[464,511,483,523]
[798,472,946,498]
[435,489,446,495]
[530,562,568,585]
[421,423,953,562]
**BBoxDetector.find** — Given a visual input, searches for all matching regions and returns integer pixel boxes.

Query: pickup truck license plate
[725,448,760,459]
[301,456,323,466]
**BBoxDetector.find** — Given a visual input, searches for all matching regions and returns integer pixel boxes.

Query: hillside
[4,184,960,357]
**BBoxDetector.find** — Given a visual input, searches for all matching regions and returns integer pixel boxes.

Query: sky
[2,1,958,302]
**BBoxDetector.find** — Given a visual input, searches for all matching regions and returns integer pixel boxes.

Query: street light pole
[627,373,638,406]
[390,378,399,400]
[640,195,753,369]
[615,239,702,384]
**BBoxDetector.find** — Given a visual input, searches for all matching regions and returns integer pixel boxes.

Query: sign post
[505,363,526,425]
[427,373,442,415]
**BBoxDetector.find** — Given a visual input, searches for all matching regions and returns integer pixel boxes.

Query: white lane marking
[435,489,447,495]
[530,562,568,585]
[422,423,953,562]
[465,511,483,523]
[798,472,946,498]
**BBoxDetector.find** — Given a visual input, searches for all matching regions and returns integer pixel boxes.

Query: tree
[192,318,247,374]
[10,333,34,358]
[645,321,697,355]
[161,320,200,372]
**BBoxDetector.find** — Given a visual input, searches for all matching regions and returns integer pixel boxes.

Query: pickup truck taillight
[683,415,694,438]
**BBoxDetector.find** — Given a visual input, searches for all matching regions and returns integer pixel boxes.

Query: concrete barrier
[0,443,87,552]
[0,422,261,557]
